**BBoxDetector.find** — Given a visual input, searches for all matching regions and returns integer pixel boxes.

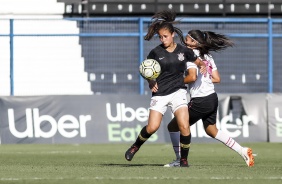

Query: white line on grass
[1,176,282,181]
[0,151,92,154]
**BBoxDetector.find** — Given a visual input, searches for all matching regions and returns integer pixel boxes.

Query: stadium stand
[0,0,64,16]
[1,0,281,95]
[0,21,10,95]
[80,34,140,94]
[0,0,93,95]
[58,0,282,17]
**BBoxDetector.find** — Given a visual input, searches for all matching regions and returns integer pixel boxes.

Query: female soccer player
[124,11,206,167]
[164,30,255,167]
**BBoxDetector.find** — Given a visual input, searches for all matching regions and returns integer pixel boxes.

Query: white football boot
[163,159,180,167]
[241,147,255,167]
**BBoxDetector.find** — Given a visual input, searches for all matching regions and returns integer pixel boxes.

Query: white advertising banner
[267,93,282,142]
[0,93,270,144]
[0,95,170,144]
[189,93,268,143]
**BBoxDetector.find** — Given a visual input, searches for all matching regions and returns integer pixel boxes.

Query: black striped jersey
[147,43,197,96]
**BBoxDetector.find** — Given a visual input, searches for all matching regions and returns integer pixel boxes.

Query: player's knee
[205,125,218,138]
[167,118,179,132]
[146,124,159,134]
[206,131,216,138]
[178,124,189,131]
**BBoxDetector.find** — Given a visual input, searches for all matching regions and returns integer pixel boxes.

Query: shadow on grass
[98,163,164,167]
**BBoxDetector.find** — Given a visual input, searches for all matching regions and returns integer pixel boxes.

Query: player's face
[185,35,198,49]
[158,28,174,48]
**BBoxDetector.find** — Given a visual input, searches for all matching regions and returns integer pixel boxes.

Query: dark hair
[144,10,185,44]
[187,30,234,57]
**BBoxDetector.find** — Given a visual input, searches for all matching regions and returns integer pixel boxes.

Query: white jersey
[187,49,217,98]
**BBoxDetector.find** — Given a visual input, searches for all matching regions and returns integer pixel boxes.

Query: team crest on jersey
[178,53,185,61]
[150,99,158,107]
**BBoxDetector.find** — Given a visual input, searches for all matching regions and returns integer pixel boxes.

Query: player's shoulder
[192,49,200,57]
[181,45,195,55]
[148,45,163,57]
[205,53,213,59]
[176,43,186,48]
[149,45,166,56]
[204,54,217,69]
[205,54,215,63]
[154,44,165,52]
[177,44,190,51]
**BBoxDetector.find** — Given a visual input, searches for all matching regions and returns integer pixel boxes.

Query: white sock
[169,131,181,160]
[215,130,243,155]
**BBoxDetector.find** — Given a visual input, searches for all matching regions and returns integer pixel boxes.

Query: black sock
[134,126,152,148]
[180,134,191,160]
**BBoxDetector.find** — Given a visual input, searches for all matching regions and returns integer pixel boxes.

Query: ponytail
[187,30,234,56]
[144,10,185,44]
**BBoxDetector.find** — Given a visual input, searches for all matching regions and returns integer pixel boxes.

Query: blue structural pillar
[9,19,14,96]
[268,18,273,93]
[139,18,144,95]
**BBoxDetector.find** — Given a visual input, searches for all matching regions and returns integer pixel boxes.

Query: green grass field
[0,143,281,184]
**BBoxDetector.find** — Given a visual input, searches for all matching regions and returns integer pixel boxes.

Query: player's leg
[164,98,201,167]
[125,95,167,161]
[164,117,181,167]
[125,110,162,161]
[205,124,254,167]
[205,123,241,149]
[173,106,190,167]
[170,89,193,167]
[203,97,255,167]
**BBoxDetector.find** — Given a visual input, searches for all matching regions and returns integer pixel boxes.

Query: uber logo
[276,123,282,137]
[275,107,282,137]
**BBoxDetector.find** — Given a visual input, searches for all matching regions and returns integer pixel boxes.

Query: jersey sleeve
[147,50,156,60]
[186,62,197,69]
[186,62,198,77]
[185,48,198,62]
[193,49,200,57]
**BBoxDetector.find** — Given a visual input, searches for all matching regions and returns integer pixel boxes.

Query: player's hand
[195,58,207,75]
[148,80,158,92]
[203,60,213,78]
[200,63,207,75]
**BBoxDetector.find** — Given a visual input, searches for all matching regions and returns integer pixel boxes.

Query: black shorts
[188,92,218,127]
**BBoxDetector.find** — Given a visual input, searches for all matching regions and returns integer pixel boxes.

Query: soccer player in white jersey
[164,30,255,167]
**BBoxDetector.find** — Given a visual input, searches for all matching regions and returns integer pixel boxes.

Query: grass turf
[0,143,281,184]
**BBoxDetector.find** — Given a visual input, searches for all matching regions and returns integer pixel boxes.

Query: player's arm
[184,68,197,84]
[193,57,206,74]
[212,70,221,83]
[148,79,158,92]
[141,71,158,92]
[186,48,206,74]
[145,52,159,92]
[209,57,220,83]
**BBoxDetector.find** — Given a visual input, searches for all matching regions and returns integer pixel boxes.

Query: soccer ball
[139,59,161,80]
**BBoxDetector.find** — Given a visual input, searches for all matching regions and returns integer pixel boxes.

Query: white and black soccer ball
[139,59,161,80]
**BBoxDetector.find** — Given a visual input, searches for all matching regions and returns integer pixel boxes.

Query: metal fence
[1,17,282,96]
